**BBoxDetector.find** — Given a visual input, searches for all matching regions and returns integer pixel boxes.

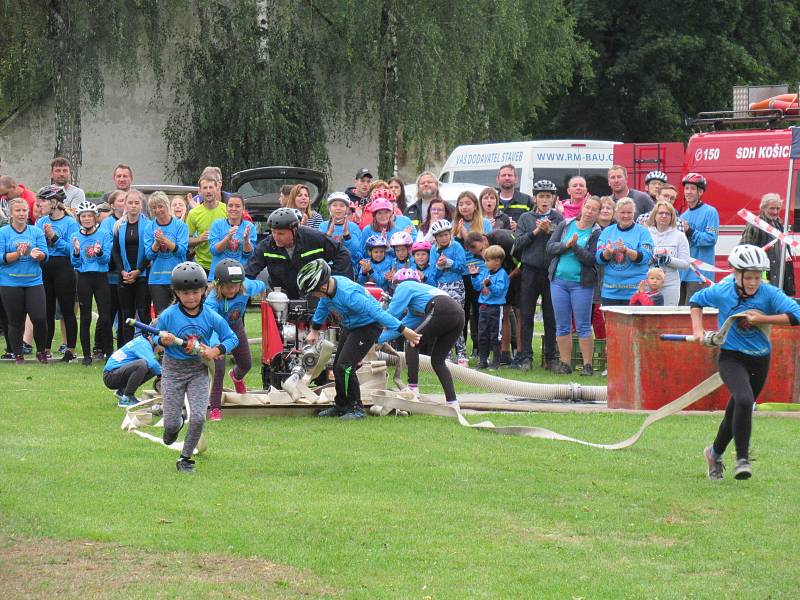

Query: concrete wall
[0,74,380,195]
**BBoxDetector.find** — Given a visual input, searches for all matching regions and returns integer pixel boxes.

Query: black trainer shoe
[519,358,531,372]
[60,350,76,363]
[704,445,725,480]
[546,359,561,372]
[476,361,489,370]
[1,352,14,360]
[734,458,752,480]
[580,363,593,376]
[318,405,348,417]
[176,457,196,473]
[554,361,573,374]
[498,352,512,366]
[82,357,92,366]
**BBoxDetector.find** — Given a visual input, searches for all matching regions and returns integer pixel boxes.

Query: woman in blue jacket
[71,201,113,365]
[113,191,151,345]
[144,191,189,315]
[208,194,256,278]
[0,198,49,363]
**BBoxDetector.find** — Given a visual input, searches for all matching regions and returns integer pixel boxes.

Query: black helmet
[532,179,558,193]
[267,207,300,230]
[37,185,66,203]
[297,259,331,295]
[214,259,245,284]
[171,261,208,290]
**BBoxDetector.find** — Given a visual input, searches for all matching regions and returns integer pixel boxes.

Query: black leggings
[149,284,174,316]
[107,278,122,351]
[462,275,479,350]
[333,323,381,409]
[102,359,157,397]
[77,272,112,357]
[0,292,12,352]
[118,278,151,344]
[0,285,47,356]
[43,256,78,349]
[406,295,465,403]
[713,349,770,461]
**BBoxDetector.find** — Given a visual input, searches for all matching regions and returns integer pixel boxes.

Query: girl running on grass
[690,244,800,481]
[205,259,266,421]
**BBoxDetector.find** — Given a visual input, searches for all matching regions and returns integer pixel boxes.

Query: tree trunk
[49,1,82,184]
[378,1,399,180]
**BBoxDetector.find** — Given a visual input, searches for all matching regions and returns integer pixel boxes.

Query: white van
[438,139,620,198]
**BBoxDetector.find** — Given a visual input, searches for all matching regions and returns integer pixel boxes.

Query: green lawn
[2,355,799,599]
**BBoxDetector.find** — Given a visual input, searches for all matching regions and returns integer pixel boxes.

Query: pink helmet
[392,268,422,285]
[370,188,396,203]
[389,231,413,247]
[368,198,393,214]
[412,240,432,253]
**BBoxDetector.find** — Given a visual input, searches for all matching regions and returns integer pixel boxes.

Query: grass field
[2,353,800,599]
[2,311,799,597]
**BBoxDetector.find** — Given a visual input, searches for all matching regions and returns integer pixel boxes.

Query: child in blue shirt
[103,333,162,407]
[468,245,509,369]
[205,259,267,420]
[320,192,362,268]
[156,261,239,473]
[429,219,468,363]
[358,235,393,291]
[411,240,437,285]
[388,231,413,283]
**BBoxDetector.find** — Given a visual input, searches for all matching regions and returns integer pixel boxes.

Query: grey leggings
[210,322,251,410]
[161,355,210,458]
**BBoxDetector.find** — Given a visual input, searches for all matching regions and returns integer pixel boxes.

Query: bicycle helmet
[326,192,350,207]
[37,185,66,203]
[297,258,331,295]
[365,235,389,250]
[267,207,300,230]
[728,244,770,271]
[392,268,422,285]
[368,198,393,214]
[645,170,668,184]
[389,231,413,247]
[682,172,707,190]
[75,200,98,215]
[171,261,208,290]
[370,188,396,203]
[532,180,558,193]
[214,259,245,285]
[411,240,432,253]
[430,219,452,235]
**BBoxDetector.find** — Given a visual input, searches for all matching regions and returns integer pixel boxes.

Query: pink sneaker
[229,369,247,394]
[209,407,222,421]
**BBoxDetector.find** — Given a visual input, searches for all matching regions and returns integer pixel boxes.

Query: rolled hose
[376,351,607,402]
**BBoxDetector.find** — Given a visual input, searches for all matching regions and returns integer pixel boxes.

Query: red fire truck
[614,87,800,287]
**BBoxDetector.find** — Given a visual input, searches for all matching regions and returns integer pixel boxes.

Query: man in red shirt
[0,175,37,223]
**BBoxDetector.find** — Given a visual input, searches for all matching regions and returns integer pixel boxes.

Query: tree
[0,1,171,183]
[535,0,800,142]
[163,1,330,186]
[310,0,592,178]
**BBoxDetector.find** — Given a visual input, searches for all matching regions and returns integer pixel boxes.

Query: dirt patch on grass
[0,534,337,599]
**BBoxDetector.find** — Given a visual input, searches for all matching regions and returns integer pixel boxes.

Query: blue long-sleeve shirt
[430,241,466,285]
[690,275,800,355]
[144,217,189,285]
[311,275,403,331]
[208,218,257,278]
[206,278,266,327]
[37,214,79,258]
[357,256,393,291]
[0,224,48,287]
[104,335,162,375]
[680,202,720,283]
[377,280,448,343]
[413,259,438,286]
[595,223,654,300]
[319,220,362,266]
[471,266,510,305]
[71,226,112,273]
[155,302,239,361]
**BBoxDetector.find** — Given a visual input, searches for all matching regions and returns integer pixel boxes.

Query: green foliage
[536,0,800,141]
[163,1,330,187]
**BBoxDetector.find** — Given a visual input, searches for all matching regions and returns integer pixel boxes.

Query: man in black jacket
[496,164,532,228]
[245,208,353,299]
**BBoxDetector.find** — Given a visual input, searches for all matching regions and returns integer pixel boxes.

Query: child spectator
[411,240,437,285]
[388,231,413,274]
[468,245,509,369]
[103,332,161,407]
[358,235,393,291]
[206,259,266,421]
[429,218,468,364]
[629,268,665,306]
[157,262,239,473]
[320,192,362,268]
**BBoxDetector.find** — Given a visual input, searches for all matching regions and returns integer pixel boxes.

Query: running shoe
[318,405,348,417]
[209,407,222,421]
[704,445,725,480]
[117,395,139,408]
[82,357,92,366]
[15,355,25,365]
[734,458,752,480]
[36,351,49,364]
[554,361,573,374]
[22,342,32,355]
[92,348,105,360]
[60,350,76,363]
[580,363,593,376]
[498,352,512,366]
[176,457,196,473]
[446,399,461,410]
[476,361,489,370]
[1,352,14,360]
[340,407,366,420]
[229,369,247,394]
[57,343,67,354]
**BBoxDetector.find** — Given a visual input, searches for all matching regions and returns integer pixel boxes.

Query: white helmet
[389,231,413,247]
[728,244,770,271]
[75,200,98,216]
[326,192,350,207]
[430,219,452,235]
